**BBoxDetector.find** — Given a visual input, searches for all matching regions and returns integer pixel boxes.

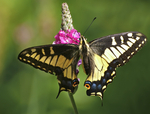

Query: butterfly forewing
[83,32,147,99]
[18,44,80,97]
[89,32,147,66]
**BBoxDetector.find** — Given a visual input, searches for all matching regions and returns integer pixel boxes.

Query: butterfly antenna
[83,17,97,36]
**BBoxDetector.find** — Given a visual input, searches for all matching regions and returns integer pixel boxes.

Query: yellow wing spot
[111,37,117,45]
[127,33,133,37]
[116,46,125,54]
[23,58,26,61]
[104,48,116,62]
[101,59,109,73]
[102,54,111,63]
[19,57,22,60]
[21,50,27,55]
[135,48,138,51]
[67,89,71,92]
[91,92,96,96]
[60,87,65,91]
[50,56,58,66]
[120,36,124,43]
[102,85,106,90]
[92,67,99,81]
[127,41,133,47]
[129,38,136,43]
[107,79,112,83]
[90,58,101,79]
[45,56,52,64]
[57,80,61,84]
[142,41,145,44]
[42,68,46,71]
[111,71,115,76]
[50,47,54,54]
[123,60,126,63]
[97,92,102,100]
[98,70,103,80]
[131,52,134,55]
[139,44,142,47]
[144,38,147,42]
[117,64,121,67]
[42,48,45,55]
[39,56,47,62]
[25,53,30,57]
[48,70,52,73]
[97,92,102,97]
[136,37,140,40]
[127,56,130,59]
[94,54,109,81]
[72,72,77,81]
[35,54,40,61]
[121,44,129,50]
[66,66,72,79]
[110,47,121,58]
[136,33,142,36]
[31,53,37,58]
[63,58,73,68]
[31,48,36,53]
[27,60,30,63]
[37,65,41,68]
[56,55,66,67]
[64,69,67,77]
[63,59,69,68]
[31,63,35,66]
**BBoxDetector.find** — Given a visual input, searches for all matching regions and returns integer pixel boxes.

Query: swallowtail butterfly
[18,31,147,99]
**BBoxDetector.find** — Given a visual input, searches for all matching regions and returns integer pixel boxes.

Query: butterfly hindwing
[83,32,147,99]
[18,44,80,97]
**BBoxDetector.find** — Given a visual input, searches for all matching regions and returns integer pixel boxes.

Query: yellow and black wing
[18,44,80,97]
[83,32,147,99]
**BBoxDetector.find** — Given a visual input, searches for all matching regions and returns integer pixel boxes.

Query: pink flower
[53,29,80,45]
[77,59,82,67]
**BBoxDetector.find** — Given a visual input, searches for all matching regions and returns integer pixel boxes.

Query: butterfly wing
[83,32,147,99]
[18,44,80,97]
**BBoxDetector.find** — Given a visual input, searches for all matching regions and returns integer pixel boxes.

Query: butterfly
[18,31,147,100]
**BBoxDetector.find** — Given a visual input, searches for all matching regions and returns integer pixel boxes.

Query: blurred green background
[0,0,150,114]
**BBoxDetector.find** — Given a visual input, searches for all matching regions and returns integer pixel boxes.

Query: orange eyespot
[73,82,78,87]
[85,84,91,89]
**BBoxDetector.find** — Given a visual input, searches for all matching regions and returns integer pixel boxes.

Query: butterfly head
[79,35,89,53]
[80,35,88,45]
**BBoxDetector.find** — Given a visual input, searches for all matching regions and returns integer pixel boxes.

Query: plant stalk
[68,92,79,114]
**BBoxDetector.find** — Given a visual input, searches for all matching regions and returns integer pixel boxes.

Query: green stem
[68,92,79,114]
